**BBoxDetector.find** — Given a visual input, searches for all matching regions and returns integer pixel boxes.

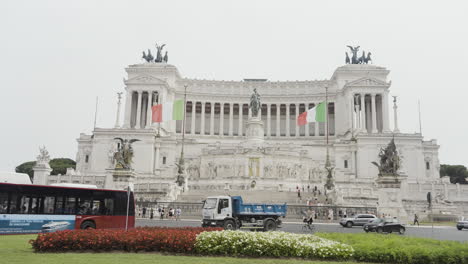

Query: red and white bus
[0,182,135,234]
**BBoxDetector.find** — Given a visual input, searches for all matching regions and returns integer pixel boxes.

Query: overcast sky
[1,0,467,171]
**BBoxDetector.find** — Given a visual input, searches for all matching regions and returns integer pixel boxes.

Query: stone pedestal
[376,173,408,222]
[32,164,52,185]
[105,169,136,191]
[245,116,264,145]
[33,147,52,185]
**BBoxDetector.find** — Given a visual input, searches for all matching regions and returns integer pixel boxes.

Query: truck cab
[202,196,235,228]
[202,195,286,231]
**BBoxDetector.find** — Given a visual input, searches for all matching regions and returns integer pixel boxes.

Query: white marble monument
[33,50,468,219]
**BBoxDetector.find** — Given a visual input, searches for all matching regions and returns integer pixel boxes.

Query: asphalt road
[137,218,468,242]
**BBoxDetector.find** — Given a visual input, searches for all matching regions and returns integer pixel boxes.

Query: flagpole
[324,85,334,191]
[181,85,187,161]
[125,185,130,231]
[93,96,99,130]
[418,100,422,135]
[325,85,330,170]
[176,85,188,187]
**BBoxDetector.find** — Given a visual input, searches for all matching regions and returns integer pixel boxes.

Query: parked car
[339,214,377,228]
[456,218,468,231]
[363,218,405,234]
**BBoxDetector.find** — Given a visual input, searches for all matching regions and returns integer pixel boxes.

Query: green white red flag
[297,102,326,126]
[152,100,184,123]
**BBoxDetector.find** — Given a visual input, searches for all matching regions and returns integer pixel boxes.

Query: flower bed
[30,227,221,253]
[195,231,354,260]
[316,232,468,264]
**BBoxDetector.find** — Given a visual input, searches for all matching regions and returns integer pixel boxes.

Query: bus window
[105,198,114,215]
[9,193,18,213]
[64,197,77,214]
[30,197,39,214]
[0,192,8,213]
[43,196,55,214]
[20,196,31,214]
[77,198,92,215]
[54,196,64,214]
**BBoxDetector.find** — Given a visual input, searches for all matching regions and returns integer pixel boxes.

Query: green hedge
[316,232,468,264]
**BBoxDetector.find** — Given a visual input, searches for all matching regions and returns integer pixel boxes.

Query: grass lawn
[1,234,364,264]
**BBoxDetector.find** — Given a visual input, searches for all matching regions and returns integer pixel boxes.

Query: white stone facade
[65,62,468,218]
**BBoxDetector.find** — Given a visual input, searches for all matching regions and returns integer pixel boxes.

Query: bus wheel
[80,221,96,229]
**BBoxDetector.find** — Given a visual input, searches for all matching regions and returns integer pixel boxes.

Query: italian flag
[297,102,326,126]
[152,100,184,123]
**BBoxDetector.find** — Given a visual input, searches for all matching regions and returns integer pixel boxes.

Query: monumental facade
[38,49,468,220]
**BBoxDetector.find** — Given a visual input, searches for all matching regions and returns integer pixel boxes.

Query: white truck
[201,195,287,231]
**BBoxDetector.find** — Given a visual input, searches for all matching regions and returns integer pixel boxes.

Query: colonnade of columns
[177,101,335,137]
[351,92,389,134]
[124,90,159,129]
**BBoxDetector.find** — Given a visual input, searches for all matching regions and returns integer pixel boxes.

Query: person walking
[413,214,419,226]
[175,207,181,221]
[150,208,154,219]
[160,207,165,220]
[142,207,147,218]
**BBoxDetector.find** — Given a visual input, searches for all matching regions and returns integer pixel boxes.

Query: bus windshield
[203,198,217,209]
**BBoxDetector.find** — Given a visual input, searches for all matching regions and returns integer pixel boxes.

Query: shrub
[195,231,354,260]
[316,232,468,264]
[30,227,221,253]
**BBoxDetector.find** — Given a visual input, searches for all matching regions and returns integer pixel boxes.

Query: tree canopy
[15,158,76,180]
[440,164,468,184]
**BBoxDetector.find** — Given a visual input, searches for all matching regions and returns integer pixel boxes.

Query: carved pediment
[345,77,390,88]
[125,75,169,85]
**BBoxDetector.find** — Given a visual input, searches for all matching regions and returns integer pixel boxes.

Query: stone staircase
[175,189,328,205]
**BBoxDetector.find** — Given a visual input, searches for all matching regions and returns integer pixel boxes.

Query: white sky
[1,0,467,171]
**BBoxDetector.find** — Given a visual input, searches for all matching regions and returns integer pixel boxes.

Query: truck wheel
[346,221,353,228]
[264,220,277,232]
[80,221,96,230]
[457,227,463,231]
[377,227,383,234]
[223,220,236,230]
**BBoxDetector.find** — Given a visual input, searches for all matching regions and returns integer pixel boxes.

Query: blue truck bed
[231,196,287,217]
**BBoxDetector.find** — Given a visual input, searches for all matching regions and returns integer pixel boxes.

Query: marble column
[219,103,224,136]
[393,96,400,133]
[354,98,360,133]
[123,91,132,128]
[371,94,378,133]
[266,104,271,137]
[276,104,280,137]
[360,93,366,132]
[115,93,123,128]
[135,91,143,129]
[238,104,243,136]
[191,101,197,135]
[305,103,310,136]
[145,91,153,129]
[210,103,215,135]
[314,103,319,136]
[295,103,299,137]
[286,104,290,137]
[382,92,390,133]
[154,139,161,169]
[200,102,206,135]
[229,103,234,136]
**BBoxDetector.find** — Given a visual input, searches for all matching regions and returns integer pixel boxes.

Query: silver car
[340,214,377,228]
[456,218,468,231]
